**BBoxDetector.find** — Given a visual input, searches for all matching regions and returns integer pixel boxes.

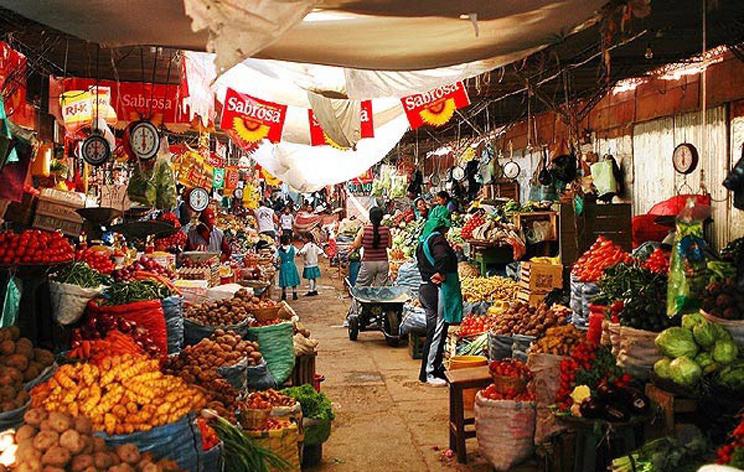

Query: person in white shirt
[279,206,294,239]
[298,233,326,296]
[255,201,278,239]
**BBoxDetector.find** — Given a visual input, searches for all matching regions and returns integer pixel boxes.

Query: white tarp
[1,0,607,74]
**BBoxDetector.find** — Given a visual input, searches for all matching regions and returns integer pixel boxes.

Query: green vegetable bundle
[209,414,290,472]
[53,261,111,288]
[281,384,334,422]
[103,279,172,305]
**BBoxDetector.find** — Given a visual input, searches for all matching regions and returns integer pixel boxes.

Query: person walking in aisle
[351,207,391,287]
[298,234,325,296]
[276,233,300,301]
[280,206,295,239]
[416,206,463,386]
[255,200,279,240]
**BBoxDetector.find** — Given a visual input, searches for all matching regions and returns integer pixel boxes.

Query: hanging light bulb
[644,44,654,60]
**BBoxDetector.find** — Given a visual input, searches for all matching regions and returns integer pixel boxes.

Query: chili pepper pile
[196,417,221,451]
[717,417,744,468]
[572,236,632,283]
[75,247,115,274]
[0,229,74,266]
[52,261,111,288]
[643,247,670,274]
[461,214,485,240]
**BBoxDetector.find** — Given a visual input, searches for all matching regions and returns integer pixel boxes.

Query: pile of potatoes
[7,408,182,472]
[490,302,571,338]
[185,289,259,326]
[0,327,54,413]
[164,329,262,385]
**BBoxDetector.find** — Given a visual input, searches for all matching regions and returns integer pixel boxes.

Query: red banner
[400,82,470,129]
[224,166,240,195]
[220,88,287,147]
[49,76,187,125]
[0,42,34,128]
[308,100,374,146]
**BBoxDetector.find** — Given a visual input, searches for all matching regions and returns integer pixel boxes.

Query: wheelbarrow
[346,286,410,346]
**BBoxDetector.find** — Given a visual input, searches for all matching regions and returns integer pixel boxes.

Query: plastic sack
[247,358,278,390]
[1,276,20,328]
[162,295,184,354]
[99,413,211,471]
[613,326,663,379]
[218,357,249,390]
[303,417,332,445]
[488,332,513,360]
[527,353,566,444]
[399,305,427,336]
[570,274,599,328]
[154,154,178,210]
[127,164,156,207]
[0,400,29,430]
[87,298,167,355]
[633,241,662,261]
[246,321,295,385]
[200,443,224,472]
[667,200,711,317]
[50,280,105,326]
[511,335,536,362]
[701,311,744,347]
[183,318,249,347]
[463,301,492,316]
[474,393,536,471]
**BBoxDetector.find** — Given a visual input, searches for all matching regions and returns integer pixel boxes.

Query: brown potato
[4,354,29,371]
[14,338,34,358]
[70,454,94,472]
[40,446,71,467]
[32,430,59,451]
[15,424,37,441]
[47,412,72,433]
[59,429,84,454]
[0,340,14,355]
[23,408,47,426]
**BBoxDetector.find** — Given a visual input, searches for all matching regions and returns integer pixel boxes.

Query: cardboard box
[520,262,563,294]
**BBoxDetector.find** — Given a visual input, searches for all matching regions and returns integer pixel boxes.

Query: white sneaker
[426,377,447,387]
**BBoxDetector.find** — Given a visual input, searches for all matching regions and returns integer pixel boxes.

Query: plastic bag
[183,318,249,347]
[154,154,178,210]
[87,298,168,355]
[218,357,249,390]
[161,295,184,354]
[127,164,156,207]
[50,280,105,326]
[1,276,20,328]
[488,332,513,360]
[511,335,536,362]
[474,393,535,471]
[246,321,295,385]
[527,353,566,444]
[399,305,427,336]
[247,358,278,390]
[570,274,599,328]
[667,200,711,317]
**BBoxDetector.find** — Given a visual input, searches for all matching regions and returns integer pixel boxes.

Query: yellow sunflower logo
[419,98,457,127]
[323,132,349,150]
[233,116,270,143]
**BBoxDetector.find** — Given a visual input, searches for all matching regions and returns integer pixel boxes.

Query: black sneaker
[304,292,314,297]
[292,293,298,301]
[310,291,319,296]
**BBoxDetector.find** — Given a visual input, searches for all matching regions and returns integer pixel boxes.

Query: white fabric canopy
[1,0,607,74]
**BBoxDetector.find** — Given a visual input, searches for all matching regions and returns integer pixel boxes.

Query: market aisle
[285,262,492,472]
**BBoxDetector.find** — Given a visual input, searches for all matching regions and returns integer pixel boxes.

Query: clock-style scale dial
[80,134,111,166]
[672,143,699,175]
[128,120,160,160]
[188,187,210,213]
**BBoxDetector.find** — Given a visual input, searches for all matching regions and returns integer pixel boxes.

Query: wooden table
[444,365,492,464]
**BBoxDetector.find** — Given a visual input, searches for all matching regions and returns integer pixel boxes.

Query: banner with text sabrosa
[400,82,470,129]
[220,88,287,151]
[49,76,187,132]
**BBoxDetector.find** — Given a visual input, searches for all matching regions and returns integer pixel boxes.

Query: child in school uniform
[298,234,325,296]
[276,233,300,300]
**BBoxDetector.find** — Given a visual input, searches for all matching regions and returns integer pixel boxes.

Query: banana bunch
[461,276,519,303]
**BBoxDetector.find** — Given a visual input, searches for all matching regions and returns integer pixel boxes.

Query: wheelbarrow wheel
[384,334,400,347]
[348,316,359,341]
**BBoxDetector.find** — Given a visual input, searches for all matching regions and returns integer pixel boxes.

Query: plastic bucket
[448,355,488,412]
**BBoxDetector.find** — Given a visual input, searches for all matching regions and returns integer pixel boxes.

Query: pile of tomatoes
[0,229,74,266]
[154,212,187,252]
[489,359,533,382]
[459,315,490,337]
[113,256,175,281]
[643,247,670,274]
[461,214,485,240]
[571,236,632,282]
[76,247,115,274]
[481,383,535,401]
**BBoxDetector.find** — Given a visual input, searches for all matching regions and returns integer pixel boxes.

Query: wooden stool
[644,383,697,438]
[444,365,492,464]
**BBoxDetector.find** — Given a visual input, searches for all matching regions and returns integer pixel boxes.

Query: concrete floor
[286,264,497,472]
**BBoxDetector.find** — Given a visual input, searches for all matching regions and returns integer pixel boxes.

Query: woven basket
[490,374,527,394]
[247,423,301,472]
[253,305,282,323]
[238,408,271,430]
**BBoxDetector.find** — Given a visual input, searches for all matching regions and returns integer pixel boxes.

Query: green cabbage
[694,352,718,374]
[712,323,734,343]
[681,313,705,331]
[717,360,744,391]
[692,321,716,348]
[654,358,672,379]
[669,356,702,386]
[712,339,739,365]
[655,327,699,359]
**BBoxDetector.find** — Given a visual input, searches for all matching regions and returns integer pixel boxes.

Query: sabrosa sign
[400,82,470,129]
[221,87,287,145]
[49,76,186,126]
[308,100,374,147]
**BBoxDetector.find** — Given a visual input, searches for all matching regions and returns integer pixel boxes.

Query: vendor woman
[416,206,463,387]
[187,208,231,260]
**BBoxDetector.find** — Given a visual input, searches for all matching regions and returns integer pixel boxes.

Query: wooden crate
[519,262,563,293]
[559,202,632,266]
[514,211,558,242]
[644,383,697,439]
[482,179,520,203]
[33,213,83,237]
